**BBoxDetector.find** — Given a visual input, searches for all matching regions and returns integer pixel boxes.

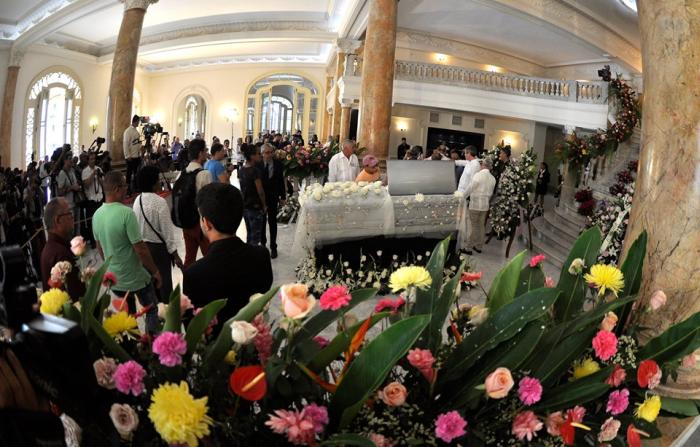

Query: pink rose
[109,403,139,440]
[280,283,316,319]
[319,285,352,311]
[592,330,618,361]
[600,312,618,332]
[529,254,546,268]
[484,367,514,399]
[649,290,667,310]
[512,410,543,441]
[93,357,117,389]
[544,276,555,288]
[70,236,87,257]
[546,411,565,436]
[598,417,621,442]
[378,382,407,407]
[434,411,467,443]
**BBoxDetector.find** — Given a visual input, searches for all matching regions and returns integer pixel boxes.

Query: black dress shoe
[271,248,278,259]
[463,250,473,256]
[473,246,482,254]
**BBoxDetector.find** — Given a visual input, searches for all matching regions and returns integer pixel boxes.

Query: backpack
[171,168,201,228]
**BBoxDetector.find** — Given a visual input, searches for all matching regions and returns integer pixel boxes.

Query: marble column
[107,0,157,161]
[358,0,398,162]
[0,57,20,167]
[624,0,700,439]
[322,76,333,140]
[330,52,345,141]
[339,106,352,141]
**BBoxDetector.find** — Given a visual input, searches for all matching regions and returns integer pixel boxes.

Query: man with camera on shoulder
[123,114,142,196]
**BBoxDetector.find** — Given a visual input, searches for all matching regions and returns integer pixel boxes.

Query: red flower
[461,271,483,283]
[102,272,117,288]
[230,365,267,401]
[529,254,546,268]
[559,419,575,446]
[374,297,406,314]
[48,277,63,289]
[627,424,641,447]
[637,359,661,389]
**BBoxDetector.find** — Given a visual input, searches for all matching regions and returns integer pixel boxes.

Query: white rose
[331,190,343,198]
[313,190,323,201]
[323,183,334,193]
[415,193,425,202]
[568,258,586,275]
[358,181,368,187]
[350,183,360,193]
[109,404,139,440]
[230,321,259,345]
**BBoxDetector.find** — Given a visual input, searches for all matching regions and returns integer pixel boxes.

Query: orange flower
[230,365,267,401]
[279,284,316,319]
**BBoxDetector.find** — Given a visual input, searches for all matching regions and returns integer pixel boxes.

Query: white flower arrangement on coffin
[299,181,385,205]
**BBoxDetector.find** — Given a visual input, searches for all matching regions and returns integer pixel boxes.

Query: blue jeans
[114,282,159,334]
[243,208,265,246]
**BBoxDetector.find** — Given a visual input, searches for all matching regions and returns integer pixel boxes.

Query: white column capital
[335,38,362,54]
[9,48,24,67]
[121,0,158,11]
[563,124,577,135]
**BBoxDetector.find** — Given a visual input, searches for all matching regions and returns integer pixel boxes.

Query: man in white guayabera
[328,139,360,183]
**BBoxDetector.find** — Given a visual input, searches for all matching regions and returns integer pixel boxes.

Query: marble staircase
[525,206,585,270]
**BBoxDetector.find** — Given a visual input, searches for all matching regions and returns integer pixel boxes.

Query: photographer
[123,114,142,196]
[56,157,81,235]
[81,153,103,248]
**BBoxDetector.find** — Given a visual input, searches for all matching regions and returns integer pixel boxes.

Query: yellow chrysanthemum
[39,288,70,316]
[635,395,661,422]
[572,357,600,380]
[148,381,213,447]
[102,311,139,339]
[584,264,625,297]
[389,266,432,292]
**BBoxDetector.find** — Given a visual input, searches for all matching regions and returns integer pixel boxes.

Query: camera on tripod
[139,116,168,151]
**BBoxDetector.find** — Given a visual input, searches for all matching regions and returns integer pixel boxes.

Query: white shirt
[457,159,481,193]
[464,169,496,211]
[123,126,141,159]
[81,166,103,202]
[186,161,213,192]
[328,152,359,183]
[133,192,180,254]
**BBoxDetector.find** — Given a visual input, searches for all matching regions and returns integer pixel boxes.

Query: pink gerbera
[152,331,187,367]
[606,388,629,415]
[113,361,145,396]
[319,285,352,311]
[529,254,546,268]
[512,411,543,441]
[434,411,467,443]
[518,376,543,405]
[592,330,618,361]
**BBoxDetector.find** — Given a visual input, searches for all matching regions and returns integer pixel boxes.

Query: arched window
[25,70,82,163]
[176,94,207,139]
[246,73,320,139]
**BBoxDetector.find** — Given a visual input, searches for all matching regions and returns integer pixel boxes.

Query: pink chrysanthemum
[518,376,543,405]
[113,361,145,396]
[152,331,187,367]
[434,411,467,443]
[529,254,546,268]
[319,285,352,311]
[512,411,543,441]
[592,330,618,361]
[606,388,629,415]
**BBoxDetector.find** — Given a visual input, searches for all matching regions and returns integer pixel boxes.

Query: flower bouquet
[40,227,700,446]
[488,147,537,239]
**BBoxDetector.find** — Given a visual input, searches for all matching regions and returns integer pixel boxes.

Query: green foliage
[162,285,182,333]
[79,259,110,332]
[411,236,449,317]
[534,379,610,411]
[424,261,465,352]
[616,231,647,335]
[330,315,429,429]
[320,434,374,446]
[637,311,700,364]
[486,251,526,313]
[185,299,227,354]
[554,226,602,322]
[86,314,131,362]
[514,264,545,297]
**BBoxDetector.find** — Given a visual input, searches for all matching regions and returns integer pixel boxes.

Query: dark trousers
[126,158,141,195]
[83,200,101,243]
[146,242,173,303]
[261,199,279,249]
[243,208,265,246]
[113,282,159,334]
[183,226,209,268]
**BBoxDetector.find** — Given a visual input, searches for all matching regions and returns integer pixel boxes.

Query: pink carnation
[369,433,395,447]
[606,364,627,387]
[606,388,629,415]
[529,254,546,268]
[303,403,328,434]
[512,410,543,441]
[518,376,543,405]
[252,314,274,364]
[434,411,467,443]
[319,285,352,311]
[567,406,586,423]
[374,297,406,313]
[407,348,436,382]
[113,361,146,396]
[102,272,118,288]
[152,331,187,367]
[546,412,565,436]
[592,330,618,361]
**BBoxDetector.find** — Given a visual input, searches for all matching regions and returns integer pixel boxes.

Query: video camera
[0,245,100,425]
[139,116,168,150]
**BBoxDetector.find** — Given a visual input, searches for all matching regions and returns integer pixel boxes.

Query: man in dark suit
[397,138,410,160]
[258,143,286,259]
[183,183,273,330]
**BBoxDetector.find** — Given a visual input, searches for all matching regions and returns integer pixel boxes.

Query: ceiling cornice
[142,55,327,73]
[0,0,76,39]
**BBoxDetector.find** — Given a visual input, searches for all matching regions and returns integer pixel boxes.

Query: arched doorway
[245,73,320,140]
[24,68,82,163]
[176,94,207,140]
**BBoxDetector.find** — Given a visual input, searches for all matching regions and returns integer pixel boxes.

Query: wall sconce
[396,120,408,132]
[223,106,239,122]
[89,117,98,134]
[435,53,447,63]
[485,65,500,73]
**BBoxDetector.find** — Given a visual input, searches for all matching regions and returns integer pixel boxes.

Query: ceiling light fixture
[620,0,637,12]
[435,53,447,63]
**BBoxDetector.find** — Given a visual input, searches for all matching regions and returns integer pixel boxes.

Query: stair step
[547,210,584,239]
[529,236,568,269]
[532,217,576,254]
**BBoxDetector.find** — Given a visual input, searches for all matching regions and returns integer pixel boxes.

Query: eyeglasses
[58,211,74,219]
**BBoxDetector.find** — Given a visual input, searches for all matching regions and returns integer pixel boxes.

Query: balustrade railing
[343,59,608,104]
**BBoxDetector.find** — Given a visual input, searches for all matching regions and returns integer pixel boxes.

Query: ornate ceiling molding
[121,0,158,12]
[0,0,75,40]
[396,29,545,76]
[142,55,326,73]
[335,38,362,54]
[484,0,642,72]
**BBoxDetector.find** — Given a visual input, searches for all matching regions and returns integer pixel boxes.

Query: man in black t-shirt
[397,138,410,159]
[238,144,267,246]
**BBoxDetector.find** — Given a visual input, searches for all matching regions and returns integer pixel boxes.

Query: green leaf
[184,299,227,354]
[616,231,647,336]
[321,433,375,446]
[637,311,700,364]
[330,315,430,429]
[439,288,560,385]
[293,288,378,345]
[532,326,597,385]
[553,227,602,322]
[449,321,545,408]
[62,303,81,324]
[425,261,465,352]
[204,287,278,370]
[86,314,131,362]
[162,285,182,333]
[412,237,449,316]
[79,259,110,332]
[562,295,637,338]
[307,312,389,372]
[534,380,609,411]
[486,251,526,313]
[514,265,545,297]
[661,396,699,417]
